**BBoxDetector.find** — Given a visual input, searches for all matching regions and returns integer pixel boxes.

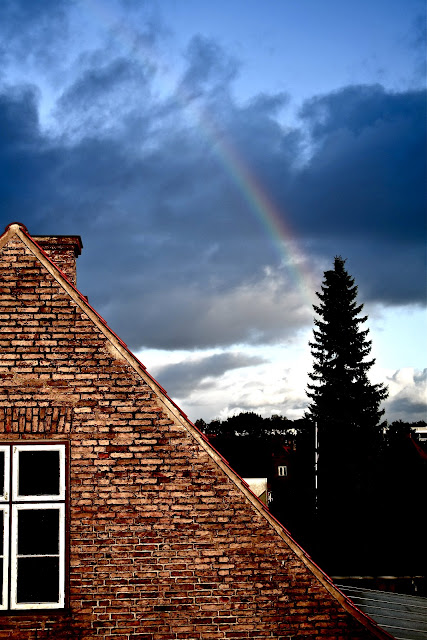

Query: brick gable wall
[0,231,388,640]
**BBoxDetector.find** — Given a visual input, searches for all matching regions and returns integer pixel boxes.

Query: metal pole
[314,421,318,515]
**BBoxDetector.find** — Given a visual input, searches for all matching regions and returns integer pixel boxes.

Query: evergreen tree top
[306,256,388,432]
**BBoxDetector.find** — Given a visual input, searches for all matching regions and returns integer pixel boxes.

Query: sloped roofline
[0,222,393,640]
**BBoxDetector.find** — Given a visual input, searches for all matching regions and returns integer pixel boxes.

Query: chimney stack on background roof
[33,235,83,286]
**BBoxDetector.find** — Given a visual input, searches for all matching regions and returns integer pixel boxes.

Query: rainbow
[197,109,316,307]
[82,0,316,308]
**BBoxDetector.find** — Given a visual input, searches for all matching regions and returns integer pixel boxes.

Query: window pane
[18,451,60,496]
[17,509,59,555]
[17,557,59,604]
[0,510,3,556]
[0,452,4,496]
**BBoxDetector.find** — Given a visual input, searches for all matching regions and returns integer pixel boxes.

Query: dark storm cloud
[0,87,63,218]
[388,396,427,417]
[0,28,425,350]
[0,86,40,146]
[152,352,266,398]
[57,57,151,119]
[295,84,426,246]
[104,272,309,350]
[292,84,426,304]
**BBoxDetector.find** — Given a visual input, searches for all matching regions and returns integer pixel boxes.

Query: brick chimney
[33,235,83,286]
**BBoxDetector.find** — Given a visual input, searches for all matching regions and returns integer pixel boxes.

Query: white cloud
[140,335,313,422]
[383,367,427,422]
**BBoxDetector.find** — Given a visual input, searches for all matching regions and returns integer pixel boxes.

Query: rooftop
[337,585,427,640]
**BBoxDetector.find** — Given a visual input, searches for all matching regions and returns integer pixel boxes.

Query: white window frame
[277,465,288,477]
[0,446,10,502]
[12,444,65,502]
[0,445,10,611]
[0,443,66,610]
[0,505,9,611]
[10,503,65,610]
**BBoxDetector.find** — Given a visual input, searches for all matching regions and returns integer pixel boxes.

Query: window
[0,443,66,610]
[277,465,287,477]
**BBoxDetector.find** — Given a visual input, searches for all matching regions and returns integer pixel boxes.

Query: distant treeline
[195,411,426,440]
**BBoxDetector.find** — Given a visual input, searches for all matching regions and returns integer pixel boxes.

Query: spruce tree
[306,257,388,575]
[307,256,387,435]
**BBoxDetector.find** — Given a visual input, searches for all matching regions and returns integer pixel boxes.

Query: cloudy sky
[1,0,425,423]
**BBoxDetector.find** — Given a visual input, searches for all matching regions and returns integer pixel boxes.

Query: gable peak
[4,221,29,233]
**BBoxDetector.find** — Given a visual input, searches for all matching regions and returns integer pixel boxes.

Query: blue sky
[0,0,425,423]
[160,0,423,98]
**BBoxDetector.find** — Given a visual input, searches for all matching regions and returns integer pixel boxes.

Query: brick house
[0,222,392,639]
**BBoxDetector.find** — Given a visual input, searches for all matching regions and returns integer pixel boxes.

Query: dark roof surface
[337,585,427,640]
